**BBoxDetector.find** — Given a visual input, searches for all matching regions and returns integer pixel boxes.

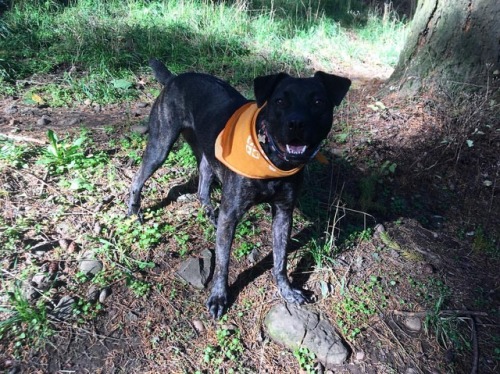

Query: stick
[393,310,488,318]
[0,133,47,145]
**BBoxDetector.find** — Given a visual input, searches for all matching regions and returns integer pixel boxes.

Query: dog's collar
[215,102,304,179]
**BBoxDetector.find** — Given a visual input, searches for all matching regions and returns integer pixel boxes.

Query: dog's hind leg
[128,121,179,221]
[198,154,217,226]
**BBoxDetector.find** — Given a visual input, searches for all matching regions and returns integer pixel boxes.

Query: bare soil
[0,74,498,374]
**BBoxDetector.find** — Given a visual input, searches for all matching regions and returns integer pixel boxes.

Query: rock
[78,251,103,276]
[136,102,149,108]
[64,117,82,126]
[87,285,100,303]
[99,287,111,303]
[192,319,205,333]
[355,350,365,361]
[176,249,213,289]
[131,124,148,134]
[31,273,50,290]
[404,317,422,332]
[52,296,75,320]
[265,304,349,367]
[37,115,52,126]
[247,247,262,264]
[22,284,39,302]
[4,105,18,115]
[177,193,197,203]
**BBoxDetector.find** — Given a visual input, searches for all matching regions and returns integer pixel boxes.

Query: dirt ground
[0,71,499,374]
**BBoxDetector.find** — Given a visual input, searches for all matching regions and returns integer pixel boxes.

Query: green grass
[0,0,407,105]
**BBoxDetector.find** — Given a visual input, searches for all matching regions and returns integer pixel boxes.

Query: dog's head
[254,72,351,163]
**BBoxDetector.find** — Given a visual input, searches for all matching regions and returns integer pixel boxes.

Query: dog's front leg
[206,203,241,319]
[272,203,308,304]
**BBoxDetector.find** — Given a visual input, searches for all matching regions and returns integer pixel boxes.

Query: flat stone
[37,115,52,126]
[4,105,18,115]
[78,251,103,276]
[175,249,213,289]
[265,304,349,367]
[131,124,148,134]
[52,296,75,320]
[87,285,100,303]
[404,316,422,332]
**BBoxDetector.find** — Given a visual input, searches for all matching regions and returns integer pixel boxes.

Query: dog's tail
[149,58,174,86]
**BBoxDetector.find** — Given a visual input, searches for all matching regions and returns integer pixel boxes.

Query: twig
[470,316,478,374]
[392,309,488,318]
[6,165,62,196]
[0,133,48,145]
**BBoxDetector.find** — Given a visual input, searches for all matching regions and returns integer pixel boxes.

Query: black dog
[128,59,350,318]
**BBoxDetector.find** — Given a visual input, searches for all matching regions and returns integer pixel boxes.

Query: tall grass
[0,0,407,104]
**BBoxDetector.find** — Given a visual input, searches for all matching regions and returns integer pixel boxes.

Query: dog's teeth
[286,145,307,155]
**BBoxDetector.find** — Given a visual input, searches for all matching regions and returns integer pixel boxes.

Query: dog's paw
[280,286,309,305]
[206,292,228,319]
[127,209,144,224]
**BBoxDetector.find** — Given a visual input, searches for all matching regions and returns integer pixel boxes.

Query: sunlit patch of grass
[0,0,407,105]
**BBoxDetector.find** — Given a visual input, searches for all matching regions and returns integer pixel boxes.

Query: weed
[293,346,316,373]
[73,298,103,321]
[174,232,191,257]
[0,285,52,350]
[127,277,151,298]
[333,274,383,340]
[0,139,41,168]
[38,130,108,175]
[203,325,246,371]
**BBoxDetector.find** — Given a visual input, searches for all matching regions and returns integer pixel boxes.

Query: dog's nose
[287,118,304,131]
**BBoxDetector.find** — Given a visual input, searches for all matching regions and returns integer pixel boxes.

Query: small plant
[38,130,108,174]
[334,275,383,340]
[0,285,52,350]
[293,346,316,373]
[127,277,151,297]
[203,325,245,370]
[0,139,40,168]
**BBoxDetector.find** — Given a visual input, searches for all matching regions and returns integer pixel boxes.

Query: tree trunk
[389,0,500,95]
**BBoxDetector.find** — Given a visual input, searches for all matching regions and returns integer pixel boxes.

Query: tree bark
[389,0,500,95]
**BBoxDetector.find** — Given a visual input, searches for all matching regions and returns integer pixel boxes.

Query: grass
[0,0,407,105]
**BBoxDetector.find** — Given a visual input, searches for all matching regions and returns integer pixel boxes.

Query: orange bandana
[215,102,304,179]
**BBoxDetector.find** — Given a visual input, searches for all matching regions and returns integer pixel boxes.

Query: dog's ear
[254,73,289,107]
[314,71,351,106]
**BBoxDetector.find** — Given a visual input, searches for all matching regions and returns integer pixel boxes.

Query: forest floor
[0,67,499,374]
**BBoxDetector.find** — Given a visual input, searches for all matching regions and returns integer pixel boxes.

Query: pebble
[192,319,205,333]
[131,124,148,134]
[99,287,111,303]
[87,285,100,303]
[37,115,52,126]
[31,273,50,290]
[64,117,82,126]
[355,350,365,361]
[4,105,18,115]
[404,316,422,332]
[79,251,103,276]
[136,102,149,108]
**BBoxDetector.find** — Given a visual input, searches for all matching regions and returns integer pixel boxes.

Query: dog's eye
[275,98,285,106]
[314,99,325,106]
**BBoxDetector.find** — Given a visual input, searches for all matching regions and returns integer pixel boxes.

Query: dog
[128,59,351,318]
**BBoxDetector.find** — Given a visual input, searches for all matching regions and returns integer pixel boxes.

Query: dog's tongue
[286,144,308,155]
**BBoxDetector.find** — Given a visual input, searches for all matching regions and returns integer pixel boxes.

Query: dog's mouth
[285,141,308,156]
